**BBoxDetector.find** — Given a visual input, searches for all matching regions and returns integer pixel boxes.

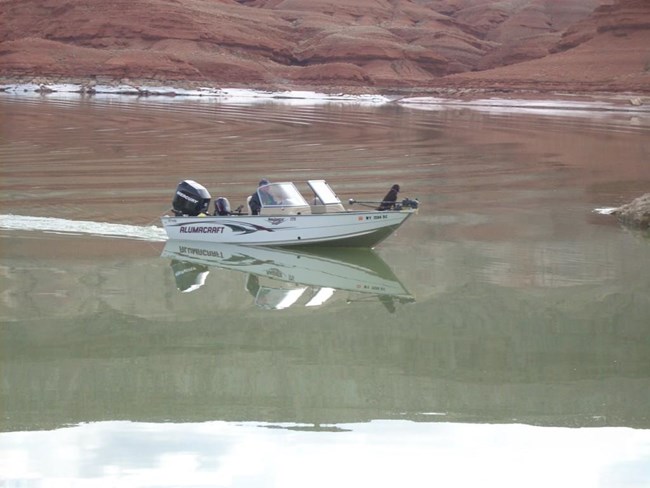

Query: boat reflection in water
[161,240,414,311]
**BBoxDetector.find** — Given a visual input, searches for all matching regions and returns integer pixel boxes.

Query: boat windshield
[308,180,341,205]
[258,182,308,207]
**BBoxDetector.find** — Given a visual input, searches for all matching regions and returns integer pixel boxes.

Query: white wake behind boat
[161,179,418,247]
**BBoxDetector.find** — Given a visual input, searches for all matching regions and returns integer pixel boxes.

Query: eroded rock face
[0,0,648,91]
[440,0,650,93]
[614,194,650,230]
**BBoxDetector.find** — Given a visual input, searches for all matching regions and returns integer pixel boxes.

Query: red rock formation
[0,0,647,93]
[444,0,650,93]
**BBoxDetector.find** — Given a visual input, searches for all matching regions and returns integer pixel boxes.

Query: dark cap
[259,178,270,186]
[391,184,400,192]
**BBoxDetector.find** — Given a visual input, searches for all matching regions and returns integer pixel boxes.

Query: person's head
[259,178,270,187]
[391,184,400,192]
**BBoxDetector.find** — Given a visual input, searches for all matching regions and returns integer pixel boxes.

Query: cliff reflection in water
[163,240,414,311]
[1,232,649,433]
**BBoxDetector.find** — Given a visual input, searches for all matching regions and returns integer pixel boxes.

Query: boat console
[307,180,346,214]
[257,182,312,216]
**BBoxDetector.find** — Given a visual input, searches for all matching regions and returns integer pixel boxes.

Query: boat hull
[161,210,414,247]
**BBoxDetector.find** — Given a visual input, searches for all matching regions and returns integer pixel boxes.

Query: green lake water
[1,94,649,487]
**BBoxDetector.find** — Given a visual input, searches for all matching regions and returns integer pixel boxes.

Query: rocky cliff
[1,0,648,92]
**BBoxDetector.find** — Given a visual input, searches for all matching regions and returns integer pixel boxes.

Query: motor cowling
[172,180,211,216]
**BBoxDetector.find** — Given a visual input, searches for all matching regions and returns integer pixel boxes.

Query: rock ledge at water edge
[613,193,650,230]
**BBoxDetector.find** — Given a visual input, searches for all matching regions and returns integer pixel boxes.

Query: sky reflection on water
[2,420,649,488]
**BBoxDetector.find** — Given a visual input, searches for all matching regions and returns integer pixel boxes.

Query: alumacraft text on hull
[161,179,418,247]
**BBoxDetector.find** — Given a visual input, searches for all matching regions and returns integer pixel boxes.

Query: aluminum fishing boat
[161,179,418,247]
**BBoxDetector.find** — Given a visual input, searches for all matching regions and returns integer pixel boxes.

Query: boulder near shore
[613,194,650,230]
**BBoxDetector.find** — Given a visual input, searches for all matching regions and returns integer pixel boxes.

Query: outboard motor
[172,180,211,216]
[214,197,231,216]
[400,198,419,209]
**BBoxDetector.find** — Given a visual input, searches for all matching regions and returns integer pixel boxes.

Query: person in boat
[377,184,400,210]
[249,178,276,215]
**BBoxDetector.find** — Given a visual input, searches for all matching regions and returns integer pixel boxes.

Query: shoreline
[2,77,649,114]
